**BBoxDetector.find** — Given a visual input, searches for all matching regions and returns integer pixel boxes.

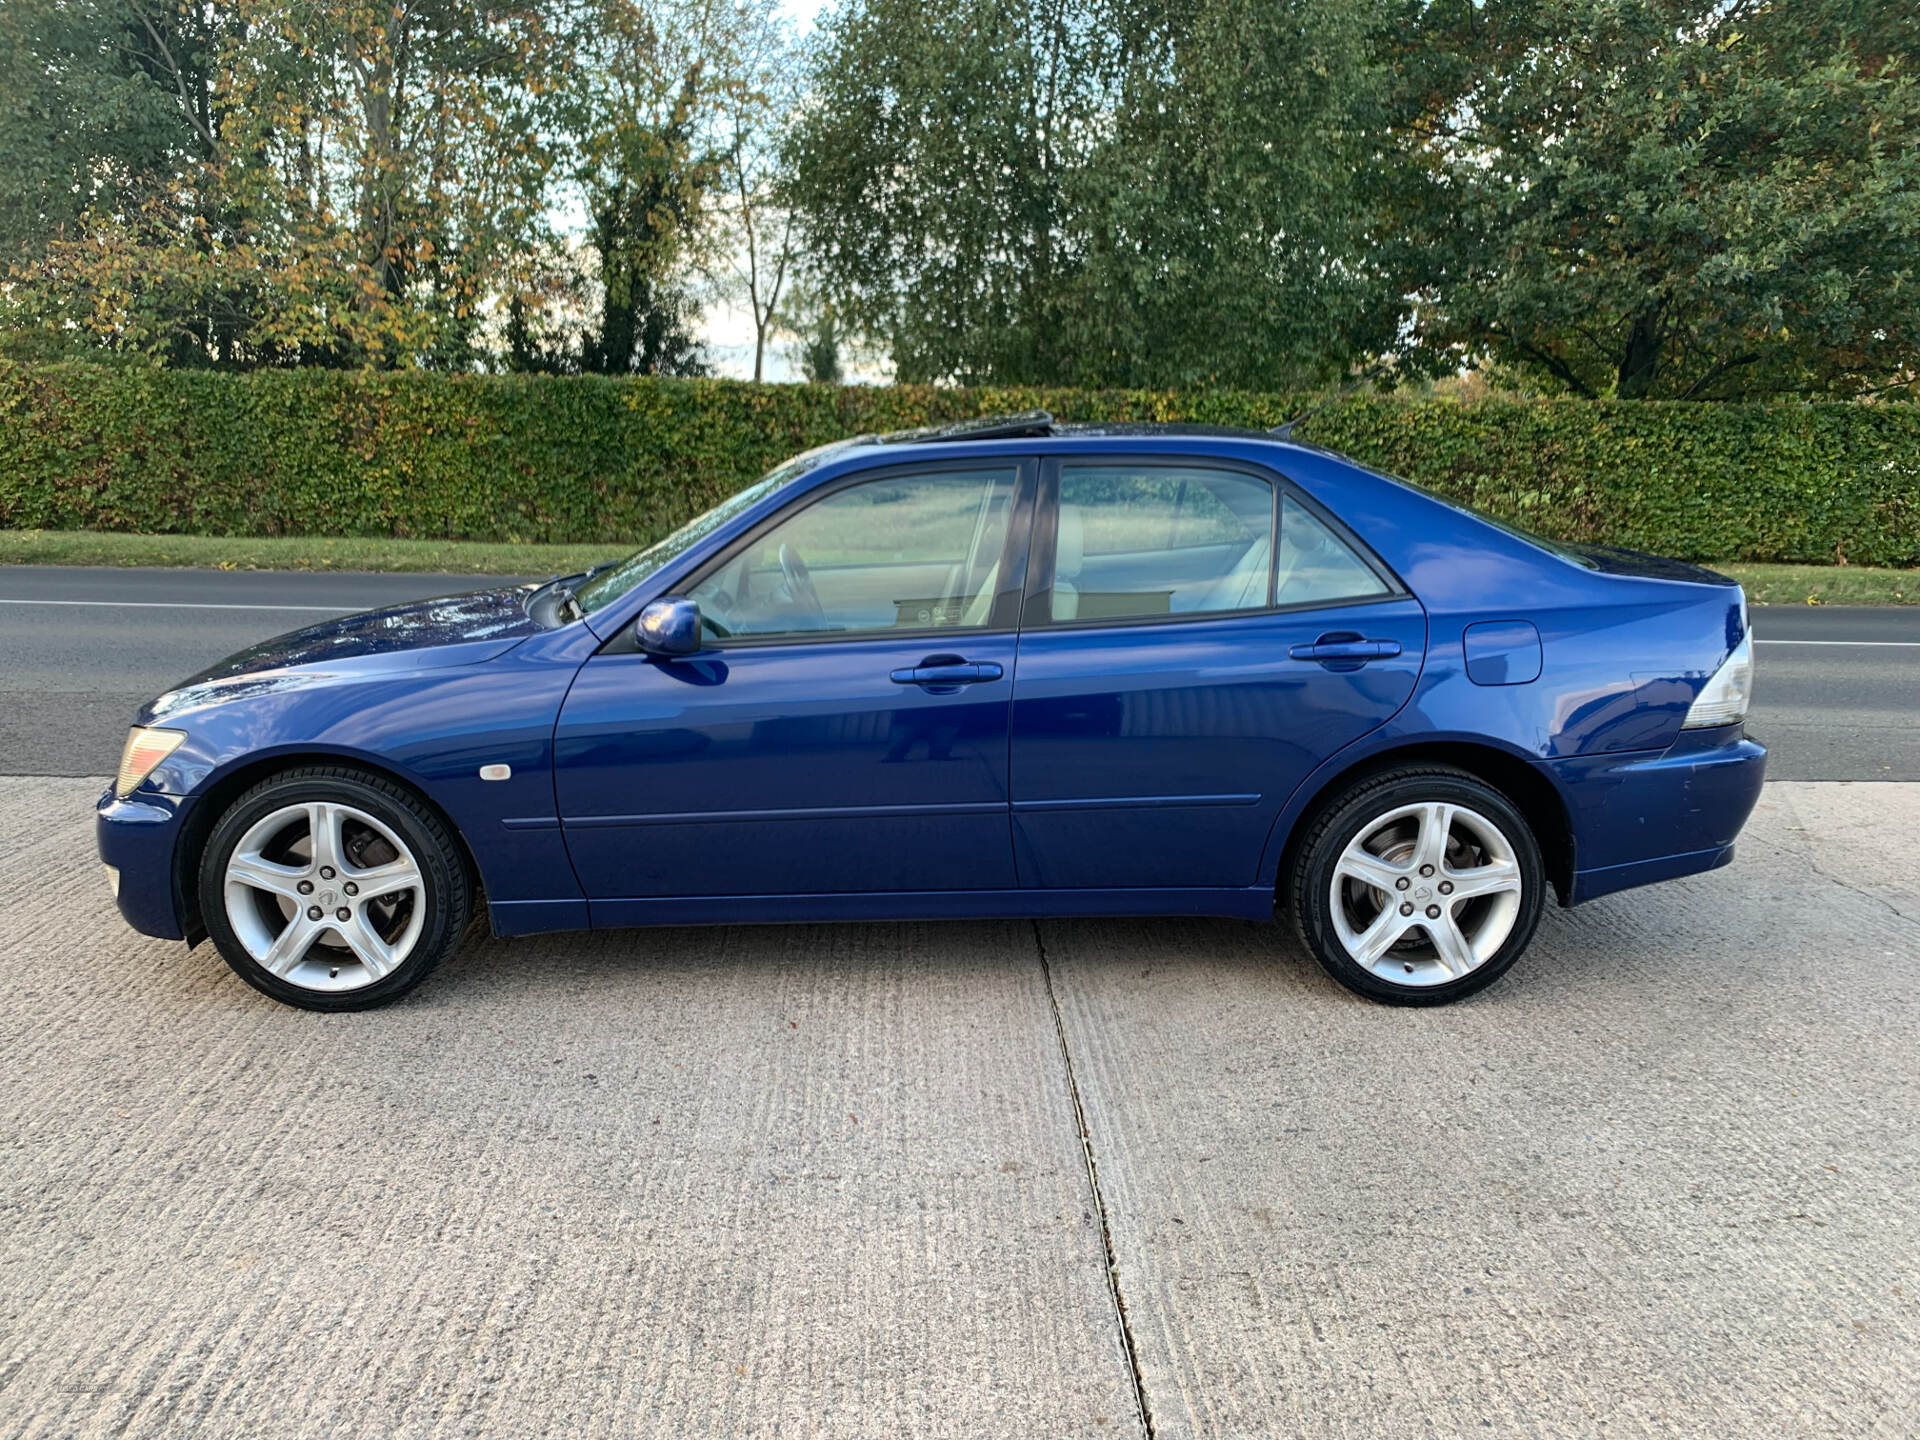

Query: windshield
[572,443,854,616]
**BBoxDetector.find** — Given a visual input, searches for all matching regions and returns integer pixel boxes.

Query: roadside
[3,565,1917,781]
[1734,562,1918,606]
[3,528,1916,604]
[0,528,631,577]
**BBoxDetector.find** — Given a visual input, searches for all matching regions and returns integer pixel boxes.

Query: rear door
[553,460,1034,904]
[1008,456,1426,891]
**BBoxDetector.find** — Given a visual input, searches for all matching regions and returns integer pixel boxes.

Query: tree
[777,283,845,383]
[1398,1,1920,399]
[0,0,226,360]
[576,67,711,377]
[561,0,729,375]
[1061,0,1406,388]
[4,0,567,368]
[781,0,1101,383]
[708,1,800,382]
[0,0,195,256]
[783,0,1406,388]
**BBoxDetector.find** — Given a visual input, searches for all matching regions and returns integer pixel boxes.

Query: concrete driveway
[2,778,1916,1438]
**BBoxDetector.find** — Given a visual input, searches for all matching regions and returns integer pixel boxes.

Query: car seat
[1052,504,1084,620]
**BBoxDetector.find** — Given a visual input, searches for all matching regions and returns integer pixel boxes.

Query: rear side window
[1274,495,1390,606]
[1050,465,1275,622]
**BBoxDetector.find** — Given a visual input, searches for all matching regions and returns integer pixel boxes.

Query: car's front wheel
[1291,765,1544,1005]
[197,767,472,1011]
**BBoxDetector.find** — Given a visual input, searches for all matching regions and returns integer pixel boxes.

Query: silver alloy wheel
[222,801,426,993]
[1329,800,1525,987]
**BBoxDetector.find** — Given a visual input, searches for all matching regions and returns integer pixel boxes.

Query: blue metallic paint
[554,633,1023,899]
[636,596,703,656]
[1006,600,1427,889]
[97,789,191,939]
[1463,620,1543,686]
[99,428,1765,949]
[159,585,545,700]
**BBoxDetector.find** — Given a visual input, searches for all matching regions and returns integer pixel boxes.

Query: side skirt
[489,898,593,938]
[581,887,1278,933]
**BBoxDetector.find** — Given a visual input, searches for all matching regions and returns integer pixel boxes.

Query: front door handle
[1288,634,1404,663]
[890,657,1005,686]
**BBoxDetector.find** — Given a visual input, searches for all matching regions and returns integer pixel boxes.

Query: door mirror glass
[636,597,703,656]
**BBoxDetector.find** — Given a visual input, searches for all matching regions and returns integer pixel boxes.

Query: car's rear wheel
[197,767,471,1011]
[1291,765,1544,1005]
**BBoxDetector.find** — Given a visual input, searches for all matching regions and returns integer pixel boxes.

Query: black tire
[197,766,473,1011]
[1289,764,1545,1006]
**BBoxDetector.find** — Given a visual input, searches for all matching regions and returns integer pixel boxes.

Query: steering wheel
[778,543,827,624]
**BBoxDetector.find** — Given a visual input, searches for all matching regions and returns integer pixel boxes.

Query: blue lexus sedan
[98,413,1763,1011]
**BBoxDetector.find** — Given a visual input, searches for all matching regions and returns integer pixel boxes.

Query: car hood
[140,585,544,724]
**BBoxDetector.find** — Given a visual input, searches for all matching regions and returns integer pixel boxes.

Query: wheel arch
[1268,738,1575,909]
[171,749,483,945]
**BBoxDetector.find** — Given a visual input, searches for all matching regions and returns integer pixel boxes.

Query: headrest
[1056,503,1085,577]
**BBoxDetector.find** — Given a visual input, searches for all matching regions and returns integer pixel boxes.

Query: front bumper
[96,786,195,941]
[1552,724,1767,906]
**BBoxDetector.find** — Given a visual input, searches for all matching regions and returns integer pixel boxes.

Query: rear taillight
[1681,632,1753,730]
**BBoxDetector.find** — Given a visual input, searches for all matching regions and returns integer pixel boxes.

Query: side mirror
[636,597,703,657]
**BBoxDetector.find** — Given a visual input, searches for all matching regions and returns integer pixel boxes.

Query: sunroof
[875,409,1055,444]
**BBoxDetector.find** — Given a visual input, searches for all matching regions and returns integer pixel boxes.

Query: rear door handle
[1288,636,1403,662]
[890,658,1005,686]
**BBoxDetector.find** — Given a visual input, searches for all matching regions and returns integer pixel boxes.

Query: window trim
[1020,454,1407,634]
[624,457,1039,653]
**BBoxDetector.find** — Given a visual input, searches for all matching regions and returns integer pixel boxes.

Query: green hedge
[2,363,1916,565]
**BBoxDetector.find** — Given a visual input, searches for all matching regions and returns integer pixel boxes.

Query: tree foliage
[786,0,1919,396]
[1395,1,1920,399]
[2,0,1914,394]
[0,0,786,372]
[783,0,1399,388]
[0,0,193,262]
[2,0,568,367]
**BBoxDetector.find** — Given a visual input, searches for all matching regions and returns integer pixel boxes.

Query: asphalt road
[2,774,1916,1437]
[1,564,1915,779]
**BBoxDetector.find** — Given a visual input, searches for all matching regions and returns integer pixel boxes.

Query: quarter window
[1274,495,1390,606]
[1048,466,1275,622]
[687,467,1018,641]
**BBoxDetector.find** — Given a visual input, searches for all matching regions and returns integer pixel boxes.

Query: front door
[554,461,1032,905]
[1009,458,1427,891]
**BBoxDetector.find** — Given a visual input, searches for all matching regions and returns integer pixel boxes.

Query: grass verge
[1718,562,1917,606]
[0,529,1914,604]
[0,529,634,576]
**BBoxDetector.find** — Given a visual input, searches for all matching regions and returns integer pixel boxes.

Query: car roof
[867,410,1275,446]
[819,411,1344,467]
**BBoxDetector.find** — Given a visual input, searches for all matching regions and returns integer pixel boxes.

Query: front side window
[687,467,1019,641]
[573,443,853,617]
[1048,465,1275,623]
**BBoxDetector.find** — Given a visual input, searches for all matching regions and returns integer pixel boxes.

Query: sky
[699,0,831,382]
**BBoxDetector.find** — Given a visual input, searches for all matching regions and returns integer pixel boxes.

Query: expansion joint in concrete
[1032,920,1157,1440]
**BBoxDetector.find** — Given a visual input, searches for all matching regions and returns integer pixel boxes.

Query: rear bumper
[96,786,193,941]
[1554,725,1766,906]
[1570,842,1737,906]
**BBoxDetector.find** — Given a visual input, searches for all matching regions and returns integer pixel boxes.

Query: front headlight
[115,727,187,799]
[1681,632,1753,730]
